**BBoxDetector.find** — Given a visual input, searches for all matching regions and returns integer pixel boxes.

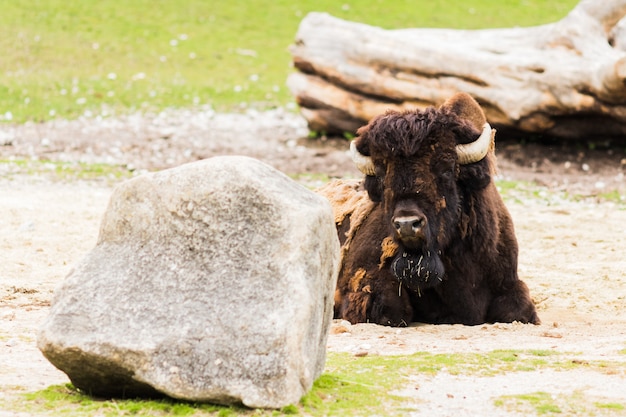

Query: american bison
[319,92,540,326]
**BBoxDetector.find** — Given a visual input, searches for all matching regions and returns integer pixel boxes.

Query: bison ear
[458,161,492,191]
[364,175,384,203]
[355,123,384,201]
[354,124,373,157]
[440,92,486,132]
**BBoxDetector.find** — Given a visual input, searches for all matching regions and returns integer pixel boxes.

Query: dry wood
[288,0,626,141]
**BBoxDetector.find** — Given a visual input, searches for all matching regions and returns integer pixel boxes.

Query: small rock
[18,221,35,232]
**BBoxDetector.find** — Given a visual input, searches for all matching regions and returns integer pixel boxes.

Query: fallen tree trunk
[288,0,626,141]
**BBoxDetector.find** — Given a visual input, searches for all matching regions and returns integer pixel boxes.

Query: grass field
[1,1,578,123]
[3,350,624,416]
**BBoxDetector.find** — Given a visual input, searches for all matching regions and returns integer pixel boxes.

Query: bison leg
[486,280,540,324]
[368,280,414,327]
[412,285,489,325]
[336,279,413,327]
[336,291,371,324]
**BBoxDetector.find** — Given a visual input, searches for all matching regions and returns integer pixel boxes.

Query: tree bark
[288,0,626,141]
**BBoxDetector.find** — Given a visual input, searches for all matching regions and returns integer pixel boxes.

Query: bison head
[350,93,495,294]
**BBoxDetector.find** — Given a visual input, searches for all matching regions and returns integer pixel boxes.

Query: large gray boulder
[38,156,339,408]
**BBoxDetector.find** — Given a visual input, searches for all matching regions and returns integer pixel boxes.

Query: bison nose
[393,215,426,238]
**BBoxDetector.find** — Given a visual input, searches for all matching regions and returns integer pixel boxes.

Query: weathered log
[288,0,626,141]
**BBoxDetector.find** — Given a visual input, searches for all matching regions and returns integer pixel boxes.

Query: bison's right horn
[455,123,494,165]
[350,140,376,176]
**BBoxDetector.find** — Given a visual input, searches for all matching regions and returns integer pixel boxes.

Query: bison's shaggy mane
[358,107,481,158]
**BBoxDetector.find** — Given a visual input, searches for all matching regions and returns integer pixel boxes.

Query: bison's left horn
[456,123,494,165]
[350,140,376,176]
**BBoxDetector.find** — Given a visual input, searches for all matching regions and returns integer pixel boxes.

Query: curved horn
[456,123,493,165]
[350,140,376,176]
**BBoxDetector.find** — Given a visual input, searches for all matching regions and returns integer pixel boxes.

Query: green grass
[19,384,225,416]
[596,402,626,411]
[495,391,563,415]
[0,159,331,185]
[1,0,578,123]
[496,391,626,416]
[0,158,136,182]
[496,178,626,206]
[2,157,624,206]
[2,157,625,206]
[2,350,624,416]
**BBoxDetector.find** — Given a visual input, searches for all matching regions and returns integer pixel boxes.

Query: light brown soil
[1,109,625,415]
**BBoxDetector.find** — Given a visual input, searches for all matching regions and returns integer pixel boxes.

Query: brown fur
[379,237,399,269]
[321,93,540,326]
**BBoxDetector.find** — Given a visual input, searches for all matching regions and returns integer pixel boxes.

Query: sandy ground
[1,110,626,415]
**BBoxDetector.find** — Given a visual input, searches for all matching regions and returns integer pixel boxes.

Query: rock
[37,156,339,408]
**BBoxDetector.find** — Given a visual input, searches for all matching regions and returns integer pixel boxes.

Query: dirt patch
[1,110,625,415]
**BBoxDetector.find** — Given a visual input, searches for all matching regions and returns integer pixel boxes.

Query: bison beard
[391,250,444,294]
